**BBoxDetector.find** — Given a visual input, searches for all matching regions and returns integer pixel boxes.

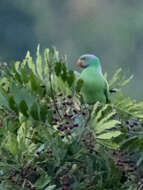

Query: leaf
[109,68,122,87]
[95,104,109,122]
[67,70,75,87]
[109,68,133,90]
[26,51,36,75]
[17,122,27,149]
[53,75,71,95]
[55,61,75,87]
[20,67,30,84]
[61,64,67,81]
[95,120,121,134]
[40,104,48,121]
[97,131,121,139]
[10,84,35,110]
[114,92,143,119]
[19,100,28,117]
[0,77,9,91]
[121,75,133,87]
[91,101,100,118]
[0,87,9,108]
[30,103,40,120]
[36,45,43,79]
[44,185,56,190]
[97,139,119,149]
[75,79,83,93]
[54,62,62,76]
[34,174,51,189]
[36,144,45,153]
[14,61,21,70]
[98,111,116,124]
[8,96,17,112]
[30,73,42,94]
[5,133,18,156]
[120,136,138,149]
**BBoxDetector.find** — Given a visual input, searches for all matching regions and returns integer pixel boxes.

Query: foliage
[0,47,143,189]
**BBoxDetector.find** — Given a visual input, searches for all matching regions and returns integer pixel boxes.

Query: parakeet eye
[81,57,86,61]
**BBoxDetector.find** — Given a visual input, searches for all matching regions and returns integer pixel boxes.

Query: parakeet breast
[80,67,106,104]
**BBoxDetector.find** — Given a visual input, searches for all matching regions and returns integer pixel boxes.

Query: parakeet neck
[88,60,103,75]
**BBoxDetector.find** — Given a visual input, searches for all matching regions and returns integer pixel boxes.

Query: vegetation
[0,47,143,190]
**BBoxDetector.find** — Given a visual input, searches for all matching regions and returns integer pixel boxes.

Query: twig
[48,62,62,120]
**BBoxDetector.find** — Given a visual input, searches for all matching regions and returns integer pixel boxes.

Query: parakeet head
[77,54,100,68]
[77,54,102,73]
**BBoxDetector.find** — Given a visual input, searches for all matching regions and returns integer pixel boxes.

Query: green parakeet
[77,54,110,104]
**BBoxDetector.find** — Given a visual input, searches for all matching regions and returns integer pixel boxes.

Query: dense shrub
[0,47,143,190]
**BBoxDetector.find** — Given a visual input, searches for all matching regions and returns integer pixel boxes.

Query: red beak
[77,59,82,67]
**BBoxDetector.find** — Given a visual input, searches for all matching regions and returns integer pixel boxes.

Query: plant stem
[48,63,62,120]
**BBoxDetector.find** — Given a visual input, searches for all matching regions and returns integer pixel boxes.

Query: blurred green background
[0,0,143,100]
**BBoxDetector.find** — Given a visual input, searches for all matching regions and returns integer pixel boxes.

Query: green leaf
[40,104,48,121]
[25,51,36,75]
[121,75,133,87]
[44,185,56,190]
[10,84,35,110]
[17,122,27,148]
[30,73,41,94]
[97,131,121,139]
[97,111,116,124]
[120,136,138,149]
[109,68,133,90]
[36,45,43,79]
[97,139,119,149]
[14,61,21,70]
[67,70,75,87]
[54,62,62,76]
[109,68,122,87]
[30,102,40,120]
[5,133,18,156]
[8,96,17,112]
[19,100,28,117]
[61,64,67,81]
[0,87,9,108]
[90,101,100,118]
[53,75,71,95]
[95,120,121,134]
[75,79,83,93]
[114,92,143,119]
[34,174,51,189]
[20,67,30,84]
[95,104,109,122]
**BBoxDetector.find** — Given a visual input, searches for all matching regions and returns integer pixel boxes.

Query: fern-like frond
[113,92,143,119]
[90,103,121,149]
[109,68,133,90]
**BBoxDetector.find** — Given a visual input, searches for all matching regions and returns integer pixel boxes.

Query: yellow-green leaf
[97,131,121,139]
[96,120,121,134]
